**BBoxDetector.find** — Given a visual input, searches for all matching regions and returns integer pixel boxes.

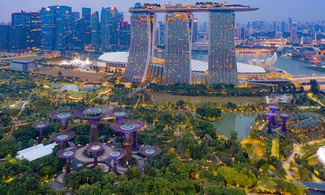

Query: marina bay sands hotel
[123,3,258,85]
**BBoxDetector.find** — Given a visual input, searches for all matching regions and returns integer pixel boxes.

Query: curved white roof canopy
[317,145,325,165]
[98,52,266,74]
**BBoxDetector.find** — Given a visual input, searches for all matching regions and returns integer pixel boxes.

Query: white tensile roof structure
[60,84,79,92]
[16,143,57,162]
[317,145,325,165]
[98,52,266,74]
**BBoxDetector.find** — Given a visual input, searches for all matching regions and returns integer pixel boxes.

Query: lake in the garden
[212,113,257,140]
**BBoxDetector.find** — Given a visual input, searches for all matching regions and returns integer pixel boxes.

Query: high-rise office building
[71,12,80,21]
[118,21,131,50]
[163,12,192,84]
[82,8,91,46]
[10,11,30,51]
[208,11,237,85]
[72,8,91,51]
[41,5,72,52]
[91,11,101,50]
[192,18,198,43]
[123,12,156,82]
[101,7,122,50]
[0,25,9,51]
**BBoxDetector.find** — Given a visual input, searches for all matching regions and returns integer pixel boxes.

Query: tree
[310,79,320,95]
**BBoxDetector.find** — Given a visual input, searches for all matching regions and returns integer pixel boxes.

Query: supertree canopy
[32,121,50,143]
[50,131,75,150]
[112,109,132,123]
[139,145,161,166]
[110,120,145,164]
[49,111,74,131]
[108,148,126,174]
[56,147,77,174]
[76,107,112,143]
[86,142,104,167]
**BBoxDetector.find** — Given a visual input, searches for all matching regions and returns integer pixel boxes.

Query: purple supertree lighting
[57,147,77,175]
[108,148,126,174]
[279,113,292,132]
[49,111,74,131]
[32,121,50,144]
[112,109,132,123]
[50,131,75,150]
[76,107,112,143]
[87,142,104,167]
[264,112,275,134]
[139,145,161,166]
[267,105,282,125]
[110,120,145,164]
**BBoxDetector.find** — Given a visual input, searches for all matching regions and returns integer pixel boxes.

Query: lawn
[149,92,264,105]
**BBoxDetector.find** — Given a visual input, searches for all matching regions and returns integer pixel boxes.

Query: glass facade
[91,11,101,50]
[208,11,237,85]
[123,12,156,82]
[101,7,123,51]
[163,12,192,84]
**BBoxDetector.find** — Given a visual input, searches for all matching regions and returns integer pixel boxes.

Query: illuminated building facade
[124,3,257,85]
[0,25,9,51]
[91,11,101,50]
[101,7,123,51]
[163,12,192,84]
[72,8,91,51]
[41,6,72,52]
[118,21,131,50]
[123,12,156,82]
[208,11,237,85]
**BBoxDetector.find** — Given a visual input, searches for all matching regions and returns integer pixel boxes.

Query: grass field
[37,67,107,82]
[149,92,264,105]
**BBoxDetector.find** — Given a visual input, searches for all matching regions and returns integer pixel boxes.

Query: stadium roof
[98,52,266,74]
[16,143,57,162]
[317,145,325,165]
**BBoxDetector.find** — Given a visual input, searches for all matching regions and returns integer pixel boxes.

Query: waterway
[192,52,325,77]
[212,113,257,140]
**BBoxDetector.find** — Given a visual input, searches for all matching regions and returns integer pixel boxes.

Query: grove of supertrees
[75,107,112,143]
[32,121,50,143]
[262,104,291,134]
[139,145,161,166]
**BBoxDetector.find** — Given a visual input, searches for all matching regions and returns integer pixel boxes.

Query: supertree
[56,147,77,175]
[75,107,112,143]
[112,109,132,123]
[86,142,104,167]
[110,120,145,164]
[264,112,275,134]
[279,113,292,132]
[266,105,282,125]
[32,121,50,144]
[50,131,75,150]
[139,145,161,166]
[49,111,74,131]
[108,148,126,175]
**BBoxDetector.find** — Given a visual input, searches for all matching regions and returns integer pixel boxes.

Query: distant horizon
[1,0,324,24]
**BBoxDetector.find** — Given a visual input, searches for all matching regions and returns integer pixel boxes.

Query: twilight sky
[1,0,324,23]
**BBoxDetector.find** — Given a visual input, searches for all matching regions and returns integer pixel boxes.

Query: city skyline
[1,0,325,24]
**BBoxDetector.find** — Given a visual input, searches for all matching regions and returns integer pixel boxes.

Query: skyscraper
[192,18,198,43]
[91,11,101,50]
[118,21,131,50]
[123,12,156,82]
[163,12,192,84]
[208,11,237,85]
[82,8,91,46]
[0,25,9,51]
[41,6,72,52]
[101,7,122,51]
[72,8,91,51]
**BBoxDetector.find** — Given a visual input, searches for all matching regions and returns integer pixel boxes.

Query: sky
[1,0,324,24]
